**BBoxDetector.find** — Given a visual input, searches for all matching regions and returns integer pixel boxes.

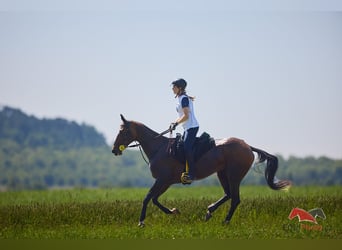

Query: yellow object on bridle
[119,145,126,151]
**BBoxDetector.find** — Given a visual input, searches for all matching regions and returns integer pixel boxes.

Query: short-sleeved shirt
[176,94,199,130]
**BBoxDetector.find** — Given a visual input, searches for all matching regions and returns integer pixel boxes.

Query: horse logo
[288,207,326,224]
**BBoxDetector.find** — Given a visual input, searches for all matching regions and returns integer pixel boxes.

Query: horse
[111,114,291,227]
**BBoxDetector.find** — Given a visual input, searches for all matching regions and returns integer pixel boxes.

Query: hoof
[222,220,230,225]
[205,211,212,221]
[138,221,145,228]
[171,208,180,215]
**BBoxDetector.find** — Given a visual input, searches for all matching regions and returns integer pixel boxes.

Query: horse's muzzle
[111,146,122,156]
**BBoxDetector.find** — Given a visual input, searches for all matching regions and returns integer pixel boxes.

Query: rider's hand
[169,122,178,131]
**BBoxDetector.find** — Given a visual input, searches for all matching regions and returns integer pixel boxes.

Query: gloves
[169,122,178,131]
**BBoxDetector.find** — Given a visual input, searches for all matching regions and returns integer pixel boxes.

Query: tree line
[0,106,341,190]
[0,106,106,149]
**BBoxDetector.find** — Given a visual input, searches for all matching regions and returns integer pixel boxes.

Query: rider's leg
[183,127,199,181]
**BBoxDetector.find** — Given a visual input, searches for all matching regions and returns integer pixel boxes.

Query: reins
[126,127,173,165]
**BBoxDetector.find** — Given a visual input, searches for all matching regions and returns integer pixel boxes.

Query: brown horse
[112,115,291,226]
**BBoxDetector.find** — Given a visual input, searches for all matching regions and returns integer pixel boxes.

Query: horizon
[1,103,341,160]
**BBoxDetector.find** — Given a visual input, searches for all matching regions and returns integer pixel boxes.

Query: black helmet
[171,78,187,90]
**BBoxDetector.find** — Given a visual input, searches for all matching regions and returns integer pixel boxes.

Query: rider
[170,78,199,184]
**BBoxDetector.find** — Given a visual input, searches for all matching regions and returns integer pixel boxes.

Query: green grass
[0,186,341,239]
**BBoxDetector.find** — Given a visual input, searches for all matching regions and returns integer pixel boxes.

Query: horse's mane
[130,120,164,140]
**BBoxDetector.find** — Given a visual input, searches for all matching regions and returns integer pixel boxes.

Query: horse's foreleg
[152,183,175,214]
[152,198,173,214]
[139,180,173,227]
[139,191,153,227]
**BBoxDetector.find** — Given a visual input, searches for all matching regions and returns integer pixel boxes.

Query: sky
[0,1,342,159]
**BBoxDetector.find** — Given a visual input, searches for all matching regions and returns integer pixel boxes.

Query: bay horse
[112,115,291,226]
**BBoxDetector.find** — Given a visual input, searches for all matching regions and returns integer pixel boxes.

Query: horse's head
[112,114,138,156]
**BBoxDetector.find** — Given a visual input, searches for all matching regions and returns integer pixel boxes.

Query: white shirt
[176,94,199,130]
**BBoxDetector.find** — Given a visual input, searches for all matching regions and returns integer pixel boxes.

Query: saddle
[168,132,216,164]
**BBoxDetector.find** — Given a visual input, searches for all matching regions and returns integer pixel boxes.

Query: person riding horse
[170,78,199,184]
[112,115,291,226]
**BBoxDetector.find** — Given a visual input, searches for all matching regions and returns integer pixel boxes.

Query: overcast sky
[1,1,341,159]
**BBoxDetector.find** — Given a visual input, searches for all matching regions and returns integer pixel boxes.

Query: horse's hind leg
[205,171,231,221]
[224,182,241,224]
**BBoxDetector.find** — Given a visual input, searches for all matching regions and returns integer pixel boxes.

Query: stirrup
[181,172,192,185]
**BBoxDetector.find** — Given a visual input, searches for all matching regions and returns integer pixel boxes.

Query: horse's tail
[250,146,291,190]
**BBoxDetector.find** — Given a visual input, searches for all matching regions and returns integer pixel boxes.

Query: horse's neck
[136,125,167,160]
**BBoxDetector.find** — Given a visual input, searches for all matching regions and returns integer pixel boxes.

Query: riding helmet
[171,78,187,90]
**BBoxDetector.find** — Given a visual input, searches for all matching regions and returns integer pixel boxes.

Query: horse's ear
[120,114,128,124]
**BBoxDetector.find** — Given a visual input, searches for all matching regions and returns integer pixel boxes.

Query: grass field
[0,186,341,239]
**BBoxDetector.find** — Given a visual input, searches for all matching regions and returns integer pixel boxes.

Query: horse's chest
[149,159,164,178]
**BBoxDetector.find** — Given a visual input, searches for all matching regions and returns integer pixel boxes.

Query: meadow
[0,186,341,239]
